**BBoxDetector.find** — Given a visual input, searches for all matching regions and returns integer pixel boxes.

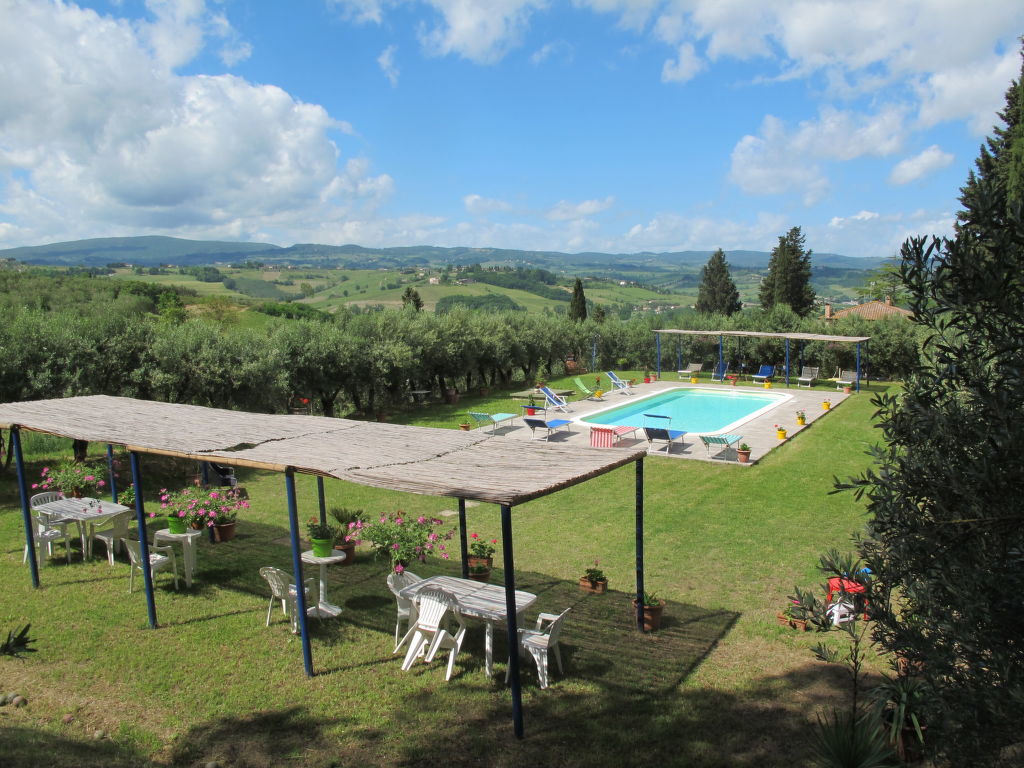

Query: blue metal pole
[718,335,724,372]
[129,451,158,629]
[591,336,597,372]
[785,339,791,387]
[285,469,314,677]
[856,342,862,392]
[635,458,645,632]
[458,498,468,579]
[12,428,40,588]
[655,332,662,378]
[106,444,118,503]
[500,503,524,739]
[317,476,327,527]
[676,340,682,372]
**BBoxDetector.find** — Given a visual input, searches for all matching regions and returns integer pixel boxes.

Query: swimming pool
[581,387,791,435]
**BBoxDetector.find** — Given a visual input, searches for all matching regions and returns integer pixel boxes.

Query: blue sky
[1,1,1022,258]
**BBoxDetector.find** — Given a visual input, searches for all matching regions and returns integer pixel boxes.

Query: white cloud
[828,210,880,227]
[621,210,789,252]
[545,196,615,221]
[661,42,703,83]
[0,0,388,247]
[418,0,547,64]
[530,40,572,65]
[463,194,513,215]
[729,106,909,204]
[888,145,954,185]
[811,207,956,259]
[327,0,389,24]
[378,45,400,86]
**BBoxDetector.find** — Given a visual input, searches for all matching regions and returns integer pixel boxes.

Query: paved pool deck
[490,376,854,464]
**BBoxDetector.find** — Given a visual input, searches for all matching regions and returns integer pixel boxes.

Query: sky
[1,1,1022,259]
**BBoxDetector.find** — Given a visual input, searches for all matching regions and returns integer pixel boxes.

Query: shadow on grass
[0,723,153,768]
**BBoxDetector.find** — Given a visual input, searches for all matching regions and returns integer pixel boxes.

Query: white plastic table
[153,528,204,587]
[398,574,537,676]
[35,497,131,560]
[301,548,347,618]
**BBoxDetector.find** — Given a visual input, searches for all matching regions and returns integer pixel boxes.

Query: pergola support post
[635,457,645,631]
[718,335,724,372]
[655,332,662,378]
[500,503,524,739]
[285,468,314,677]
[785,339,791,387]
[458,498,468,578]
[591,336,598,372]
[106,444,118,503]
[856,342,862,392]
[129,451,158,629]
[12,427,40,589]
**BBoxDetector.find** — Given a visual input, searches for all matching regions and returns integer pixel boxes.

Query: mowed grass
[0,385,890,767]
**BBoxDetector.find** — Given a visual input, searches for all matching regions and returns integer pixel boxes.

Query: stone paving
[487,375,854,465]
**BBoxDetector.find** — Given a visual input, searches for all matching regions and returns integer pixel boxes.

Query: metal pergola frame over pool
[0,395,651,739]
[653,329,871,390]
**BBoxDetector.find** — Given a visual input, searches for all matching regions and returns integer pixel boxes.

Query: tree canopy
[758,226,815,317]
[568,278,588,322]
[694,248,741,315]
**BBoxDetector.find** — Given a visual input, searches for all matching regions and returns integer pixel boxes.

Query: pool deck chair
[589,425,639,448]
[523,416,573,441]
[605,371,634,395]
[837,370,857,390]
[642,414,686,454]
[539,386,572,412]
[751,364,774,384]
[797,366,819,388]
[699,434,743,461]
[678,363,702,379]
[467,411,518,435]
[574,377,603,401]
[710,362,729,382]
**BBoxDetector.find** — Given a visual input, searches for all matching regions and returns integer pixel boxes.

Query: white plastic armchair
[259,566,316,633]
[386,570,423,653]
[123,538,178,593]
[91,510,133,565]
[399,587,467,681]
[23,508,74,566]
[507,607,571,689]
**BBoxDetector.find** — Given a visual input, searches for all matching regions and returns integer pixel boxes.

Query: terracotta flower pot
[633,600,665,631]
[468,555,492,570]
[334,541,356,566]
[459,423,471,431]
[737,449,751,464]
[213,522,236,542]
[579,577,608,594]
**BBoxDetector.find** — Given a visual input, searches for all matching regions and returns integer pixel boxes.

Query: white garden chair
[123,538,178,593]
[386,570,423,653]
[399,587,467,681]
[91,510,133,565]
[259,566,316,633]
[23,509,74,566]
[507,607,571,689]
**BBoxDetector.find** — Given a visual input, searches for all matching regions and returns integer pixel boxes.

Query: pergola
[654,329,871,390]
[0,395,649,739]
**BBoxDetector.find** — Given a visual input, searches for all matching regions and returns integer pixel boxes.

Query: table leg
[182,539,196,588]
[485,621,493,677]
[319,564,329,605]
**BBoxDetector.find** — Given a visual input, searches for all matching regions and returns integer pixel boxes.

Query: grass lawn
[0,384,891,767]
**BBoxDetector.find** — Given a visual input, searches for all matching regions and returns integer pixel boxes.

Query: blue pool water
[581,387,790,434]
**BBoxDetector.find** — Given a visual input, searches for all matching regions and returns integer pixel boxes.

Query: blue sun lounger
[523,416,573,441]
[751,364,774,384]
[605,371,634,395]
[538,386,572,412]
[642,414,686,454]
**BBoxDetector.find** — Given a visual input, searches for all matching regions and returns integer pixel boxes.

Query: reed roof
[0,396,645,506]
[655,329,870,343]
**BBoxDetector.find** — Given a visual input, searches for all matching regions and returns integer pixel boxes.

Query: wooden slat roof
[655,329,871,343]
[0,396,645,506]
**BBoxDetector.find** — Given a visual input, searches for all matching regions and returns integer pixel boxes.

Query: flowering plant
[468,532,498,559]
[307,517,337,541]
[33,461,106,497]
[583,560,606,585]
[158,487,250,528]
[353,511,455,572]
[795,409,806,420]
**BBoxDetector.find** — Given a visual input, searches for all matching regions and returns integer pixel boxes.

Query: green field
[0,383,890,767]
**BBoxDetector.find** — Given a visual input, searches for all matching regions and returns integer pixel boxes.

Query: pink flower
[97,480,106,488]
[394,563,405,573]
[84,475,94,482]
[441,553,450,560]
[490,539,497,545]
[417,516,426,524]
[42,467,49,474]
[471,532,479,539]
[395,517,403,525]
[391,543,400,550]
[31,483,38,489]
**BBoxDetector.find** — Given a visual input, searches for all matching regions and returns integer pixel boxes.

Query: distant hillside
[0,235,885,272]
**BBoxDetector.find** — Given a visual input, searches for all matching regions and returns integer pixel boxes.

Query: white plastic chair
[399,587,467,681]
[259,566,316,633]
[386,570,423,653]
[507,607,571,689]
[123,538,178,592]
[827,599,856,626]
[91,511,133,565]
[23,509,74,565]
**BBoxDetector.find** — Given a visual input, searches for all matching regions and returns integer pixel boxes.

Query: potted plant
[777,601,810,631]
[775,424,787,440]
[33,461,107,499]
[458,422,472,431]
[736,443,752,463]
[871,674,927,762]
[525,395,538,416]
[795,409,806,426]
[633,590,665,631]
[208,488,248,542]
[467,562,492,582]
[354,510,455,573]
[156,487,249,539]
[468,532,498,569]
[822,398,832,410]
[643,371,652,384]
[329,507,362,566]
[579,560,608,594]
[306,517,337,558]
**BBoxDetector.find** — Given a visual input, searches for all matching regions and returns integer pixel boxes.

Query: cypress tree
[695,248,742,315]
[759,226,815,316]
[401,286,423,311]
[569,278,587,322]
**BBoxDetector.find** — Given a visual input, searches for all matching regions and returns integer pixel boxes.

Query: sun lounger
[678,363,702,379]
[796,366,819,388]
[751,364,774,383]
[605,371,634,395]
[574,377,604,401]
[642,414,686,454]
[467,411,518,435]
[523,416,572,441]
[837,370,858,390]
[699,434,742,460]
[710,362,729,382]
[538,386,572,412]
[589,425,639,448]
